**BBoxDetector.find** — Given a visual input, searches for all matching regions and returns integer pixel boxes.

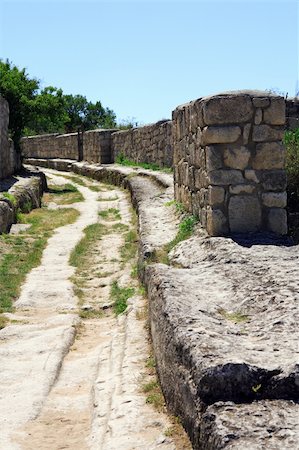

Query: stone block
[242,123,251,144]
[203,94,253,125]
[252,125,284,142]
[223,146,250,170]
[254,108,263,125]
[202,126,241,145]
[245,170,260,183]
[252,142,285,170]
[206,146,222,172]
[208,186,225,206]
[229,196,262,233]
[267,208,288,234]
[206,208,228,236]
[262,170,287,191]
[263,97,286,125]
[252,97,270,108]
[262,192,287,208]
[208,169,244,186]
[229,184,255,194]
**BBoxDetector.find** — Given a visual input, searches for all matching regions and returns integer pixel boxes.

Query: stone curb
[0,168,47,233]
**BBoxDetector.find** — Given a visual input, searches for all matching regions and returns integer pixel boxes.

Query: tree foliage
[0,59,117,147]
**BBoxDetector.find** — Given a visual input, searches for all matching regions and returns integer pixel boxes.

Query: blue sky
[0,0,298,125]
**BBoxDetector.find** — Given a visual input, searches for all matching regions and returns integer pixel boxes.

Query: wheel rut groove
[0,168,185,450]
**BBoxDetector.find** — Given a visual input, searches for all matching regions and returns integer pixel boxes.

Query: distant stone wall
[173,91,287,235]
[20,129,117,164]
[0,97,20,179]
[111,120,173,167]
[286,98,299,130]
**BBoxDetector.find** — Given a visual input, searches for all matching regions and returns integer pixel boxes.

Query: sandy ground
[0,169,183,450]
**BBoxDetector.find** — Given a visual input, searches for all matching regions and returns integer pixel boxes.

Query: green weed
[110,281,134,315]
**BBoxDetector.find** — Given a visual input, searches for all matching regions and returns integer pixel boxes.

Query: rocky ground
[2,159,299,449]
[0,167,190,449]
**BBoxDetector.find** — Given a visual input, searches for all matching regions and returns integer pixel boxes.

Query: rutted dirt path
[0,169,186,450]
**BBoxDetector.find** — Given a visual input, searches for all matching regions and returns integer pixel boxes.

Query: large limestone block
[206,146,222,172]
[229,196,262,232]
[203,94,254,125]
[207,208,228,236]
[208,186,225,206]
[262,170,287,191]
[267,208,288,234]
[202,126,241,145]
[252,142,285,170]
[223,146,250,170]
[263,97,286,125]
[209,169,244,186]
[262,192,287,208]
[252,124,284,142]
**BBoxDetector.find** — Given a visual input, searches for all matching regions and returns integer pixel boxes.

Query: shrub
[284,128,299,212]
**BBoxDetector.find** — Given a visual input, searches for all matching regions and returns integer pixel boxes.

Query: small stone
[209,169,244,186]
[81,304,93,311]
[206,208,228,236]
[263,97,286,125]
[229,196,262,233]
[229,184,255,194]
[262,192,287,208]
[254,109,263,125]
[252,142,285,170]
[267,208,288,234]
[252,97,270,108]
[208,186,225,206]
[245,170,260,183]
[223,146,250,170]
[206,146,222,172]
[252,125,284,142]
[202,126,241,145]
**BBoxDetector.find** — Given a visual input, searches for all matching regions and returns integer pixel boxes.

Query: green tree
[0,59,39,149]
[64,95,116,132]
[24,86,69,136]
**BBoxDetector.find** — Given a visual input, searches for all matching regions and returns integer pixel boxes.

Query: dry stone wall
[111,120,173,167]
[0,97,20,179]
[20,129,117,164]
[286,98,299,130]
[173,91,287,235]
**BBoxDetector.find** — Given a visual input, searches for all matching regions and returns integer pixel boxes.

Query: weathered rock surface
[23,158,299,449]
[143,230,299,448]
[0,168,46,233]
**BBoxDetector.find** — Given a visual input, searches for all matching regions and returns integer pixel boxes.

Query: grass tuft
[110,281,134,315]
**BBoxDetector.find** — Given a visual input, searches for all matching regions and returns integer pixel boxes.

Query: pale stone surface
[209,169,244,185]
[252,142,285,170]
[202,125,241,145]
[252,124,284,142]
[203,95,254,125]
[254,108,263,125]
[229,184,255,194]
[207,208,228,236]
[262,192,287,208]
[229,196,261,232]
[267,208,288,234]
[223,146,250,170]
[208,186,225,205]
[263,97,286,125]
